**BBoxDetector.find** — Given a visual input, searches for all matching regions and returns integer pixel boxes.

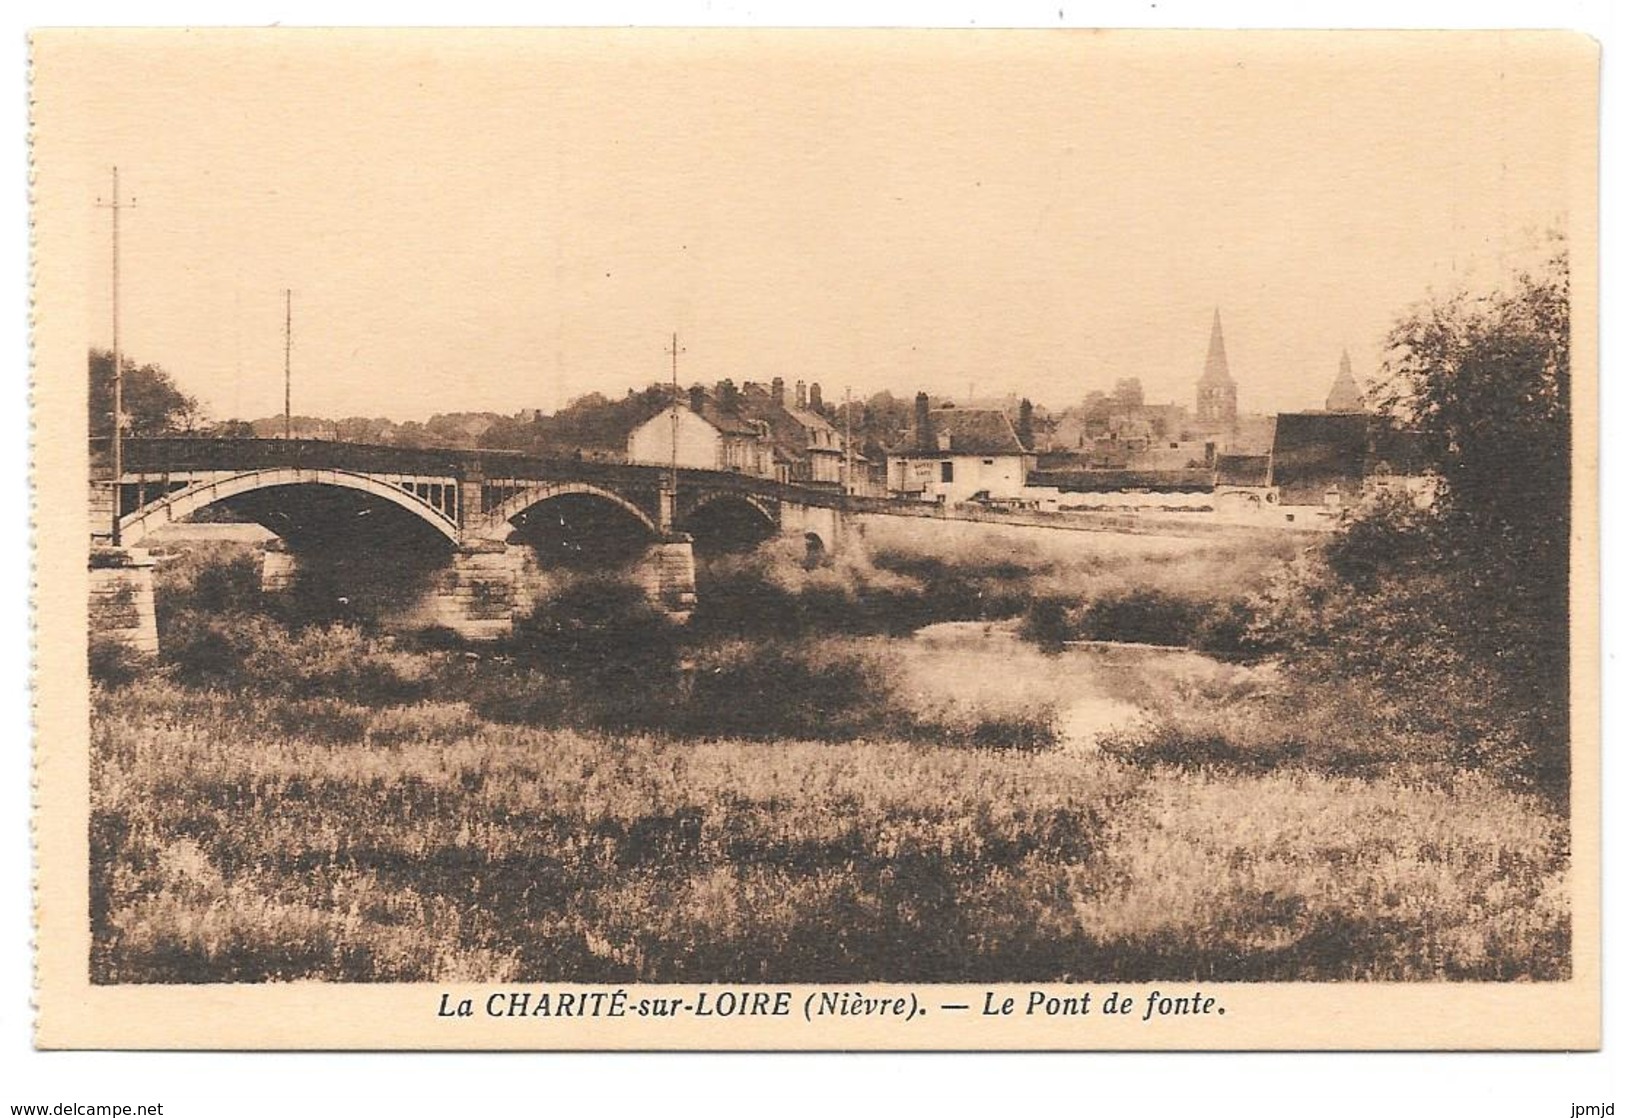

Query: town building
[886,394,1035,502]
[738,378,846,486]
[1267,412,1426,507]
[626,391,772,476]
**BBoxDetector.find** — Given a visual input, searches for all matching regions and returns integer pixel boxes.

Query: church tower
[1325,348,1365,412]
[1195,309,1238,429]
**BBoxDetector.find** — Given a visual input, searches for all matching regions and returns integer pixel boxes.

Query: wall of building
[888,454,1028,502]
[628,407,722,470]
[808,449,843,484]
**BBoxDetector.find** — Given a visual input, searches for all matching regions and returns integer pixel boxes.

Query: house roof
[636,400,764,439]
[1214,453,1271,487]
[734,394,843,463]
[892,407,1029,457]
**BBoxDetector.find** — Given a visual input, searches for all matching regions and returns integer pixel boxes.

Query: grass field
[87,536,1569,984]
[89,660,1568,984]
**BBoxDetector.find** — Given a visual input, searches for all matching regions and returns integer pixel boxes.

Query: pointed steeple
[1326,347,1364,412]
[1199,309,1234,388]
[1195,308,1238,428]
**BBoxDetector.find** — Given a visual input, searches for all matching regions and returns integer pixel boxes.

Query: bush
[89,636,143,688]
[162,611,432,704]
[153,544,263,636]
[1248,495,1569,799]
[679,640,893,741]
[514,576,679,678]
[1018,598,1070,653]
[1078,588,1201,647]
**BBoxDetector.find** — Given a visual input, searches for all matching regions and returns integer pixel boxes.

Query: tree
[1377,245,1569,603]
[1253,244,1572,797]
[209,419,256,439]
[1016,397,1035,449]
[88,349,200,439]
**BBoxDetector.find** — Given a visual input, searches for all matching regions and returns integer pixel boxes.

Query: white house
[627,399,772,476]
[887,402,1034,503]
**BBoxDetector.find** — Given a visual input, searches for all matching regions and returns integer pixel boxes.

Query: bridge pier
[88,547,159,656]
[778,501,846,561]
[427,538,534,640]
[259,539,298,592]
[636,535,697,616]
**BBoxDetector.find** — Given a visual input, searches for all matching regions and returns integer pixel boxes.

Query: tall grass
[89,539,1568,984]
[90,676,1567,983]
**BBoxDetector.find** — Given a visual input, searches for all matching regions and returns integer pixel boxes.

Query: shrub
[162,611,432,704]
[153,544,263,635]
[678,640,893,741]
[89,636,143,688]
[514,576,679,677]
[1018,598,1070,653]
[1077,588,1201,647]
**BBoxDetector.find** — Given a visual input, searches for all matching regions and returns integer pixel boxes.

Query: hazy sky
[59,29,1590,421]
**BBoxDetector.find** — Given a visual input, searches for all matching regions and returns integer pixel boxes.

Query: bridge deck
[108,437,848,508]
[102,438,1316,539]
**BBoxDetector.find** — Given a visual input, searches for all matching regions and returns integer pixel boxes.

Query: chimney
[914,392,932,452]
[795,380,807,409]
[772,377,785,406]
[689,385,705,413]
[809,382,822,411]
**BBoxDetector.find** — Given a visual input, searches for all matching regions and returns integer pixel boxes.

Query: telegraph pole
[95,167,133,545]
[283,289,293,440]
[664,331,685,502]
[844,386,854,494]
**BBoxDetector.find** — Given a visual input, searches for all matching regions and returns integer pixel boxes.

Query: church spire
[1195,308,1238,429]
[1326,347,1365,412]
[1200,308,1233,387]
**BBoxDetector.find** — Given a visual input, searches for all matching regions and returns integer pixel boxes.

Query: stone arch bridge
[90,438,848,647]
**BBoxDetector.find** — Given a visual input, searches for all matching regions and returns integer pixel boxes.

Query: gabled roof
[892,407,1029,457]
[639,400,764,439]
[734,394,842,463]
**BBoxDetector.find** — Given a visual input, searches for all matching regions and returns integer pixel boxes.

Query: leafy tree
[1253,245,1572,797]
[1377,246,1570,614]
[1016,397,1035,449]
[88,349,200,439]
[209,419,257,439]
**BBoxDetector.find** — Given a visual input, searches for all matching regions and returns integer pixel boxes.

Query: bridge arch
[117,467,462,548]
[479,482,662,540]
[681,490,779,531]
[680,491,781,555]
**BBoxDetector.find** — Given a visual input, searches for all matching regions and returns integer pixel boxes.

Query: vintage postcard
[29,28,1598,1050]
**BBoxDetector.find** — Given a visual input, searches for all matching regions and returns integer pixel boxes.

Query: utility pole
[665,331,684,496]
[283,289,293,440]
[95,166,133,545]
[844,386,854,495]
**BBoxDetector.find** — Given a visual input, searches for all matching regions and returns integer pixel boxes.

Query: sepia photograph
[28,25,1598,1052]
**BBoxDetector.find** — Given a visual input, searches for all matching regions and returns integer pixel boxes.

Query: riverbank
[90,606,1568,984]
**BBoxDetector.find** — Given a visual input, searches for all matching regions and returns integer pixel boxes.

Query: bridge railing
[111,437,481,478]
[110,438,852,503]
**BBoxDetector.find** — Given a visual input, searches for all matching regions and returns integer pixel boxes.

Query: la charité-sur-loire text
[436,988,1226,1025]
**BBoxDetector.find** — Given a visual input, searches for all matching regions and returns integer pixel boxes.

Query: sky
[50,28,1591,422]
